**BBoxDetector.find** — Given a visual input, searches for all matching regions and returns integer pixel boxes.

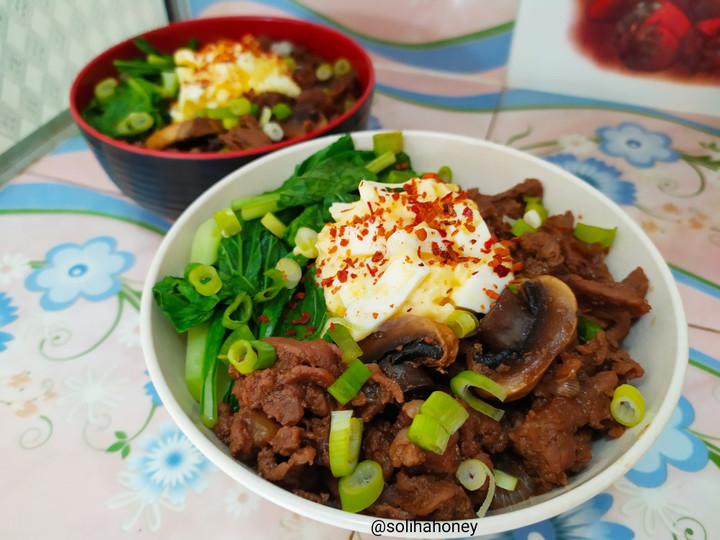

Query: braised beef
[214,178,651,520]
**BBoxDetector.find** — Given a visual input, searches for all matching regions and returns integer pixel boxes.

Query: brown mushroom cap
[358,315,459,373]
[145,117,225,150]
[471,275,578,401]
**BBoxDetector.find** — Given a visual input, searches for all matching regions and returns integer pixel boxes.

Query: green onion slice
[573,222,617,248]
[259,106,272,127]
[94,77,118,100]
[293,227,319,258]
[271,102,292,120]
[190,218,222,264]
[446,309,479,338]
[260,212,288,238]
[315,62,333,81]
[372,131,403,156]
[229,97,252,116]
[437,165,453,182]
[419,391,469,434]
[366,150,396,174]
[222,117,239,130]
[332,57,352,76]
[232,193,280,220]
[223,339,276,374]
[407,413,450,454]
[510,217,537,237]
[578,315,603,343]
[456,459,496,517]
[254,268,284,303]
[456,458,489,491]
[222,292,252,329]
[338,460,384,513]
[116,111,154,136]
[493,469,518,491]
[213,207,242,238]
[329,410,363,477]
[328,359,372,405]
[321,317,363,363]
[611,384,645,427]
[275,257,302,289]
[450,371,507,421]
[188,264,222,296]
[523,195,549,226]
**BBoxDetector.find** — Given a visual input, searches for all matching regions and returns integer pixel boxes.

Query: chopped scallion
[188,264,222,296]
[293,226,319,258]
[610,384,645,427]
[510,217,537,237]
[222,339,276,374]
[321,317,363,363]
[338,460,384,513]
[372,131,403,156]
[446,309,479,338]
[271,102,292,120]
[260,212,288,238]
[333,57,352,76]
[315,62,333,81]
[573,222,617,248]
[366,151,396,174]
[229,97,252,116]
[456,458,489,491]
[493,469,518,491]
[328,359,372,405]
[94,77,118,100]
[263,121,284,142]
[115,111,154,135]
[254,268,284,303]
[275,257,302,289]
[419,391,469,434]
[259,106,272,127]
[329,410,363,477]
[213,207,242,238]
[450,370,507,421]
[578,315,603,343]
[232,193,281,220]
[437,165,452,182]
[189,218,222,265]
[221,292,252,329]
[407,413,450,454]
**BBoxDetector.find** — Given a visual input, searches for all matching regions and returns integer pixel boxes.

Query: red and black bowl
[69,16,375,220]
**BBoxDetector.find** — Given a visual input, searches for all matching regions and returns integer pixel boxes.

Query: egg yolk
[170,35,301,123]
[315,176,515,340]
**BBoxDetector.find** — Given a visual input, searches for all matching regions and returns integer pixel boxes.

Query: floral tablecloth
[2,1,719,539]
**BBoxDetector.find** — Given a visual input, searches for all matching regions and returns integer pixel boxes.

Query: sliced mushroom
[358,315,459,373]
[145,117,225,150]
[377,358,439,400]
[471,275,577,401]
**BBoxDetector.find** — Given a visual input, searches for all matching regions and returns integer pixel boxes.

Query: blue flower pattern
[477,494,633,540]
[625,396,708,488]
[597,122,680,168]
[143,371,163,407]
[0,292,19,352]
[25,236,134,311]
[544,154,637,205]
[127,422,214,505]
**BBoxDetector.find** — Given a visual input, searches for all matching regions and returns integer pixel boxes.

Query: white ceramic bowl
[141,131,688,537]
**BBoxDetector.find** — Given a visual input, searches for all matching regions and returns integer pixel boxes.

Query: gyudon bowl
[141,131,687,537]
[69,16,374,220]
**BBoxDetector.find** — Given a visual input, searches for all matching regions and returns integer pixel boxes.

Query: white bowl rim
[141,129,688,537]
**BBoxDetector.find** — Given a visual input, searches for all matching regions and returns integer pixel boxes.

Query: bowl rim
[140,130,688,537]
[68,15,375,162]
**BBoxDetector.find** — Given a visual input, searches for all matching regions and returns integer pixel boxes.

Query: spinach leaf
[273,266,328,340]
[152,275,220,332]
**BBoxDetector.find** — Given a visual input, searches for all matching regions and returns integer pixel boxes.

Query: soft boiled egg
[170,35,301,123]
[314,176,516,340]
